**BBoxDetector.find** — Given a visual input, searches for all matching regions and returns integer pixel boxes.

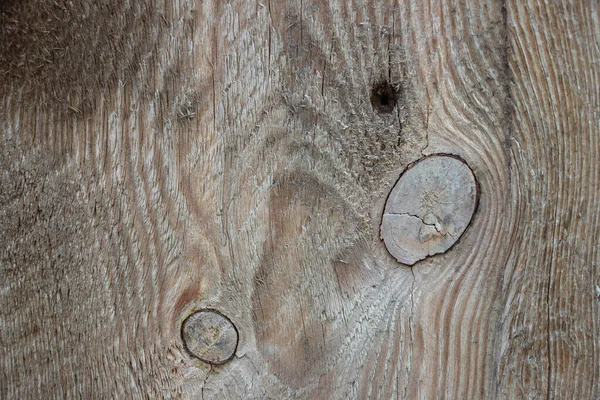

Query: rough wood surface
[181,309,239,365]
[381,154,478,265]
[0,0,598,399]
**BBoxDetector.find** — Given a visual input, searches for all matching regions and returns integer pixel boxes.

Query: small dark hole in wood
[370,81,398,114]
[0,0,18,13]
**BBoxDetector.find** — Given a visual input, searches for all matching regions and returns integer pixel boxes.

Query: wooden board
[0,0,598,398]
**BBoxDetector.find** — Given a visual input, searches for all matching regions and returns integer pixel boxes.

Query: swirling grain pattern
[0,0,598,399]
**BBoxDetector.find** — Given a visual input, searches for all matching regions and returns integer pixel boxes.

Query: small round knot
[381,154,479,265]
[181,309,239,365]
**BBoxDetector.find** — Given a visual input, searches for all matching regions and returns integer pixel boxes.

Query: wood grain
[181,309,239,365]
[0,0,598,399]
[381,154,479,265]
[497,1,600,398]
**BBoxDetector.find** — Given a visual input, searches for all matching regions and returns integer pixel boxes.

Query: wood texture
[381,154,478,265]
[0,0,598,399]
[181,309,239,365]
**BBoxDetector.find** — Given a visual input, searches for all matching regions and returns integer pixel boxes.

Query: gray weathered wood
[0,0,598,399]
[181,309,238,365]
[381,155,478,265]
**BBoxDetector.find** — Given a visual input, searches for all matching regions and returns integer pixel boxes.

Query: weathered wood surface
[380,154,479,265]
[0,0,598,398]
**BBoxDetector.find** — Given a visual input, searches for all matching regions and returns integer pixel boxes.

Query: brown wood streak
[0,0,598,399]
[497,1,600,398]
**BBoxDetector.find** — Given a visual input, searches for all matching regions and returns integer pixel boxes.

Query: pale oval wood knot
[380,154,479,265]
[181,309,239,365]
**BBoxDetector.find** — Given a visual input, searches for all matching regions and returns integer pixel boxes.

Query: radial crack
[384,212,446,236]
